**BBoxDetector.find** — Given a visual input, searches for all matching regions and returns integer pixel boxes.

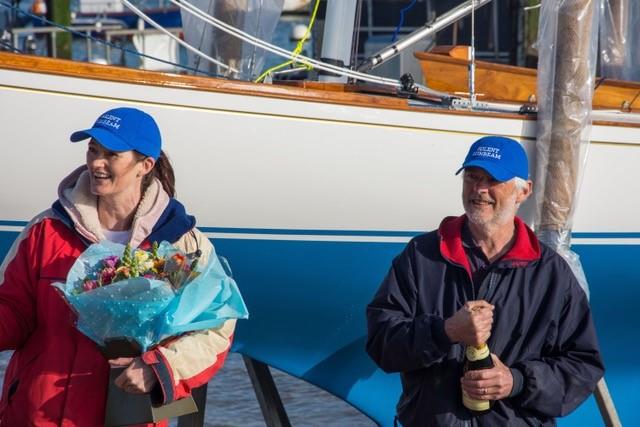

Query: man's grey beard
[465,192,519,229]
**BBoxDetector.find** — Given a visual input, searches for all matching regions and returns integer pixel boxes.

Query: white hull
[2,67,638,235]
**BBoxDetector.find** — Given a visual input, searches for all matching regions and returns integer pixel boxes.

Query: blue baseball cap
[455,136,529,182]
[70,107,162,159]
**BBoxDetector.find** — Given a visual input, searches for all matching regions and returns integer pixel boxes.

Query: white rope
[171,0,402,87]
[120,0,237,73]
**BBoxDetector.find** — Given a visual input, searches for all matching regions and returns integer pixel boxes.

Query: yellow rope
[254,0,321,83]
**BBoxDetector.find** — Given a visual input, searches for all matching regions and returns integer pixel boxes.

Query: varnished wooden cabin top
[415,47,640,112]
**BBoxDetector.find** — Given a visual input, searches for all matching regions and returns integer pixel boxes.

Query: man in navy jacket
[366,136,603,426]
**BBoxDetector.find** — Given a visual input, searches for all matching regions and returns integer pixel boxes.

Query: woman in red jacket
[0,107,235,426]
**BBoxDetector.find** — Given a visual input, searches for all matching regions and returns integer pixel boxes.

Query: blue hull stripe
[199,227,421,237]
[2,221,639,240]
[571,232,640,238]
[0,220,27,227]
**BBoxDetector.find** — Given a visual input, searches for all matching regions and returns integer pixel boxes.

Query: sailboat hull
[0,53,638,426]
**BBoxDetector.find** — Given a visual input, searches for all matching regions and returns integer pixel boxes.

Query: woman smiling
[0,107,236,426]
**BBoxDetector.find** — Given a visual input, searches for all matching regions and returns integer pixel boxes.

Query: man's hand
[110,357,158,394]
[461,354,513,401]
[444,300,494,346]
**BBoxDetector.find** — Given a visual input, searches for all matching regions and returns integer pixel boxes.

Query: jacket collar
[438,214,541,278]
[53,165,193,247]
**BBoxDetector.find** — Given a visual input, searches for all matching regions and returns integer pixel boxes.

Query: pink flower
[103,255,120,269]
[83,280,99,292]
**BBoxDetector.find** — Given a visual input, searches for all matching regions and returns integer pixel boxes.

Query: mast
[319,0,358,83]
[534,0,620,424]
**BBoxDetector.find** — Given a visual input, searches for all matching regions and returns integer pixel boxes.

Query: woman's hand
[110,357,158,394]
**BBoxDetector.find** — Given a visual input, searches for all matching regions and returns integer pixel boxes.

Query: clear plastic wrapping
[599,0,640,82]
[534,0,601,297]
[181,0,284,80]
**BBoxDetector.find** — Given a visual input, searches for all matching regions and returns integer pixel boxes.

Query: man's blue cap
[455,135,529,182]
[70,107,162,160]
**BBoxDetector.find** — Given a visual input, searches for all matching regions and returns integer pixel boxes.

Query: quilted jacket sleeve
[510,274,604,418]
[366,239,452,373]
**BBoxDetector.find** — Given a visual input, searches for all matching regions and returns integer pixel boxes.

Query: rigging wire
[254,0,320,83]
[0,0,216,76]
[170,0,402,87]
[121,0,237,72]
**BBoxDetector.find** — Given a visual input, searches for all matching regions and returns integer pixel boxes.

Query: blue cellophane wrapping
[52,241,248,351]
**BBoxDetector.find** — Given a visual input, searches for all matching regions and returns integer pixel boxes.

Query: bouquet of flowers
[77,242,200,294]
[53,240,248,351]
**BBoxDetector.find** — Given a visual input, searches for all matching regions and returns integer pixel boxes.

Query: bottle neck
[466,343,490,361]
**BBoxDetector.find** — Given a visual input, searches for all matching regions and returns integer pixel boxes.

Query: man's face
[462,167,529,229]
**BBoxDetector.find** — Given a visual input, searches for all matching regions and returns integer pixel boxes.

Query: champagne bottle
[462,343,494,413]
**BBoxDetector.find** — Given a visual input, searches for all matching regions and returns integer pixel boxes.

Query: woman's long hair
[139,150,175,198]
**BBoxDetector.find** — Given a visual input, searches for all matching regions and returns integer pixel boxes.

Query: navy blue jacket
[366,215,604,427]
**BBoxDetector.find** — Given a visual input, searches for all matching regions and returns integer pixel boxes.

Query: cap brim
[455,159,515,182]
[70,128,132,152]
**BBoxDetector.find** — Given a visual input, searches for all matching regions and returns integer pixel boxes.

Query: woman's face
[86,140,155,199]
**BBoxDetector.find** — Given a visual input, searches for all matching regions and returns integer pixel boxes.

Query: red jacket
[0,168,235,426]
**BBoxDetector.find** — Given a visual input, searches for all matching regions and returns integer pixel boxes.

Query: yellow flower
[135,250,150,264]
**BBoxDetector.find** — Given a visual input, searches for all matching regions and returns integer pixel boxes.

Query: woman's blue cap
[455,136,529,182]
[70,107,162,160]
